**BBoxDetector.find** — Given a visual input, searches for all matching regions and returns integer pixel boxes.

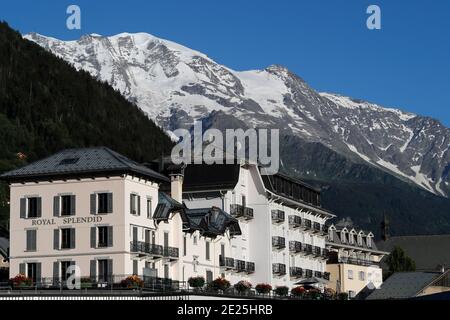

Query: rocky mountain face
[24,32,450,235]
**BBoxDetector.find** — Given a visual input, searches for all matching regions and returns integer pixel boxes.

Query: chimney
[170,173,184,203]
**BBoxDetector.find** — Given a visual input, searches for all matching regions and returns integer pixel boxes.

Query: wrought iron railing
[272,236,286,249]
[271,210,285,223]
[230,204,254,220]
[272,263,286,275]
[288,215,302,228]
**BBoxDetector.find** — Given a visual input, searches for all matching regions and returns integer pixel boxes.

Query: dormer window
[367,235,373,248]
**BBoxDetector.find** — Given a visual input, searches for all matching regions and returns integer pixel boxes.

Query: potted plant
[188,276,205,292]
[274,286,289,297]
[306,288,322,300]
[9,274,32,289]
[209,277,231,293]
[255,283,272,295]
[291,286,306,298]
[234,280,252,295]
[120,275,144,289]
[80,277,93,289]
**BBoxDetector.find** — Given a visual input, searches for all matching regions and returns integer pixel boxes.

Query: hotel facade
[2,147,335,290]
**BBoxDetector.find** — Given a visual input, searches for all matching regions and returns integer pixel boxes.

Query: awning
[294,277,328,285]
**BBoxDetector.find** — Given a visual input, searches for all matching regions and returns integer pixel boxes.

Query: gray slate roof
[184,207,242,238]
[377,235,450,271]
[328,229,381,252]
[0,147,169,183]
[366,271,443,300]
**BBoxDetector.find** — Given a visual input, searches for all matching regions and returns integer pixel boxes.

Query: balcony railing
[313,222,322,234]
[290,267,303,278]
[304,269,313,278]
[246,262,255,274]
[289,241,302,254]
[235,260,246,273]
[230,204,254,221]
[313,246,322,257]
[272,236,286,250]
[303,219,312,230]
[314,271,323,278]
[271,210,285,224]
[303,244,313,255]
[288,215,302,228]
[130,241,164,257]
[323,272,330,281]
[163,247,179,260]
[219,256,235,270]
[338,257,378,267]
[272,263,286,276]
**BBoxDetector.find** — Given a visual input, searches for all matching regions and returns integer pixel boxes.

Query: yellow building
[326,224,388,298]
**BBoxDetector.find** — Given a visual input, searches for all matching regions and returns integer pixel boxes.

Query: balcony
[303,244,313,255]
[235,260,247,273]
[163,247,179,261]
[314,271,322,278]
[313,246,322,257]
[230,204,254,221]
[272,236,286,250]
[271,210,285,224]
[338,257,378,267]
[289,241,302,254]
[288,215,302,228]
[323,272,330,281]
[272,263,287,276]
[130,241,164,259]
[303,219,312,230]
[313,222,322,234]
[245,262,255,274]
[219,256,235,270]
[290,267,303,278]
[304,269,313,278]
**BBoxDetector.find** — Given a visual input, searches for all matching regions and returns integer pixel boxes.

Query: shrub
[209,277,231,292]
[234,280,252,293]
[9,274,32,287]
[323,288,336,300]
[188,276,205,288]
[306,288,322,300]
[255,283,272,295]
[120,275,144,288]
[291,286,306,297]
[274,286,289,297]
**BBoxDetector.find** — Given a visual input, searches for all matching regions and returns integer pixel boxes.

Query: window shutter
[27,230,36,251]
[70,228,76,249]
[26,230,31,251]
[53,196,60,217]
[53,261,59,280]
[20,198,26,219]
[90,260,96,281]
[107,193,113,213]
[53,229,60,250]
[19,263,25,275]
[137,196,141,216]
[31,230,37,251]
[107,226,113,247]
[130,194,134,214]
[107,259,113,281]
[90,194,96,215]
[36,263,42,283]
[36,197,42,218]
[90,227,96,248]
[70,195,76,216]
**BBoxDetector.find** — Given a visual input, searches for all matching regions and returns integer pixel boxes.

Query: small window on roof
[59,157,80,165]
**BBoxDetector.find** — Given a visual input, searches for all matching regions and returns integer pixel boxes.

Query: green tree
[385,246,416,277]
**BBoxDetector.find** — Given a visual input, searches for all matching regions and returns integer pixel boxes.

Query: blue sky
[1,0,449,126]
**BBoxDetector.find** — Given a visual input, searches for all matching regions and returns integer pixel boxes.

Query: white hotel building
[2,147,334,289]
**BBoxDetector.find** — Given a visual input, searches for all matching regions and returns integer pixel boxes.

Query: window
[147,198,152,218]
[242,195,246,207]
[28,198,38,218]
[60,195,74,216]
[27,263,38,282]
[25,197,41,218]
[367,236,372,248]
[193,236,198,245]
[98,259,110,282]
[59,157,79,165]
[206,241,210,261]
[348,270,354,280]
[26,229,37,251]
[98,226,108,248]
[61,228,75,249]
[130,194,140,215]
[98,193,110,214]
[359,271,365,281]
[61,261,73,281]
[183,235,187,256]
[164,264,169,279]
[206,270,213,283]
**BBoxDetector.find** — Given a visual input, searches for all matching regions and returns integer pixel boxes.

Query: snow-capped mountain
[24,32,450,197]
